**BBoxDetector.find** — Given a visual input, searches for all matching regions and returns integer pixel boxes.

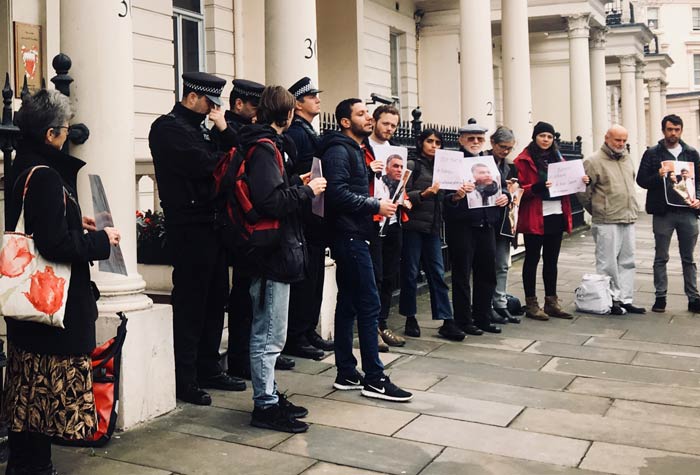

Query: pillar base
[96,304,175,430]
[320,256,337,340]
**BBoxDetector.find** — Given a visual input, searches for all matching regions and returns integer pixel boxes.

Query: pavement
[9,212,700,475]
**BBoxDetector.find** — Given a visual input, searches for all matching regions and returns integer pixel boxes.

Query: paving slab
[493,326,593,345]
[384,368,445,391]
[209,387,255,412]
[525,341,637,364]
[541,357,700,388]
[511,407,700,456]
[566,377,700,407]
[274,370,337,398]
[386,338,445,356]
[284,356,335,375]
[93,428,314,475]
[393,355,575,390]
[301,461,386,475]
[429,377,612,415]
[428,344,550,370]
[420,447,603,475]
[631,351,700,372]
[584,336,700,357]
[51,448,171,475]
[394,415,590,467]
[144,404,292,449]
[579,441,700,475]
[320,348,402,367]
[287,394,418,436]
[461,335,536,352]
[622,327,700,347]
[275,425,442,475]
[607,399,700,430]
[329,387,523,426]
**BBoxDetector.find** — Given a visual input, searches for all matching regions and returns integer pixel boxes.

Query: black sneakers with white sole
[361,376,413,402]
[333,372,365,390]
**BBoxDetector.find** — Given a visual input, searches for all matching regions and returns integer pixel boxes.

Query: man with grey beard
[578,125,645,315]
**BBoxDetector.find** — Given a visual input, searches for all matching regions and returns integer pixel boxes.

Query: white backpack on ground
[574,274,613,315]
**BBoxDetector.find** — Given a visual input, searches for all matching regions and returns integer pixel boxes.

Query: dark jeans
[227,271,252,371]
[169,224,228,387]
[399,230,453,320]
[445,221,497,326]
[652,211,700,300]
[8,431,52,473]
[369,222,403,324]
[331,235,384,382]
[287,242,326,344]
[523,229,564,298]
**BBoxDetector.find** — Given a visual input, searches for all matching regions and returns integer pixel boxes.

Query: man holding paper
[578,125,644,315]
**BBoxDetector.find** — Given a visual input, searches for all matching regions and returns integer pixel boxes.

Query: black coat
[149,103,238,225]
[637,139,700,215]
[5,140,111,355]
[286,115,320,176]
[237,124,313,283]
[320,131,380,240]
[403,155,443,235]
[210,110,252,148]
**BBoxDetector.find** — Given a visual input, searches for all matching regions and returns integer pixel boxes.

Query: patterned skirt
[2,344,97,440]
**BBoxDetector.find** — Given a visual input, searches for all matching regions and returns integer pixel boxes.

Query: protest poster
[465,155,502,209]
[433,149,468,190]
[311,157,324,217]
[373,145,408,200]
[662,160,696,207]
[500,179,523,238]
[547,160,586,198]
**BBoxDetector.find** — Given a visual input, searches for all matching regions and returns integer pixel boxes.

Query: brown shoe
[380,327,406,347]
[377,330,389,352]
[525,296,549,321]
[544,295,573,319]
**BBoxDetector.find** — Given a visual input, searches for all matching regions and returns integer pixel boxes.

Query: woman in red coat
[514,121,588,320]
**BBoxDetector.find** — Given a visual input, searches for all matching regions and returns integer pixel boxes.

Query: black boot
[438,319,466,341]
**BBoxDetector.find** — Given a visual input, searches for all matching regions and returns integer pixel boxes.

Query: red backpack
[214,138,284,256]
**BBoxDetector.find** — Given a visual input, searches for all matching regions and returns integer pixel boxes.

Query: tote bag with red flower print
[0,166,71,328]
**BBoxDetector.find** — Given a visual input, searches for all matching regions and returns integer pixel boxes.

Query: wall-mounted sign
[14,22,43,98]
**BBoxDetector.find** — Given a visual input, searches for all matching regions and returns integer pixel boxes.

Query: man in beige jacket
[578,125,645,314]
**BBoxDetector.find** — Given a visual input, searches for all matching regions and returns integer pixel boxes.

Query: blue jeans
[331,236,384,382]
[399,230,453,320]
[249,277,289,408]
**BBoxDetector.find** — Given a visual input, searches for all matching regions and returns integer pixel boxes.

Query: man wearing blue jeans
[637,114,700,313]
[236,86,327,433]
[321,98,412,402]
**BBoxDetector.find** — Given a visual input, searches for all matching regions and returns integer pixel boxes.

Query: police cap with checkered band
[182,71,226,107]
[232,79,265,105]
[288,76,322,100]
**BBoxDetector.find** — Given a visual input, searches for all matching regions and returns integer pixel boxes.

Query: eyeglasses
[464,136,485,143]
[49,125,70,134]
[495,144,514,152]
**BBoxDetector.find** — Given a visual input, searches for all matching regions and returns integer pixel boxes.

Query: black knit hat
[532,121,555,140]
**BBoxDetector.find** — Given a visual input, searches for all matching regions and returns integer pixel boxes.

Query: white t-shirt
[369,136,387,150]
[667,143,682,158]
[542,199,563,216]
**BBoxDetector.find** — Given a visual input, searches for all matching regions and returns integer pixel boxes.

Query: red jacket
[514,147,572,235]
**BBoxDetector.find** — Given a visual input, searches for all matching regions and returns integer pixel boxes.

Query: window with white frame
[694,54,700,86]
[389,32,401,99]
[172,0,205,99]
[648,7,659,29]
[693,8,700,30]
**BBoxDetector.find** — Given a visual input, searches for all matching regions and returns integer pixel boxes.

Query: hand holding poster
[661,160,696,207]
[433,149,468,190]
[464,155,502,209]
[311,157,324,217]
[547,160,586,198]
[373,145,408,200]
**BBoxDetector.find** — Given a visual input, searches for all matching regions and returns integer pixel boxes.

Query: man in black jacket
[149,72,246,406]
[445,119,510,335]
[322,98,412,402]
[637,114,700,313]
[238,86,326,433]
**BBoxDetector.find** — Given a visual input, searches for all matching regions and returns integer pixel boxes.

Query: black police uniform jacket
[237,124,314,283]
[149,103,238,226]
[320,131,380,241]
[210,110,251,149]
[637,139,700,215]
[5,140,111,355]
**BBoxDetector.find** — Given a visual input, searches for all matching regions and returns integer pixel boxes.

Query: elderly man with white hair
[578,124,645,314]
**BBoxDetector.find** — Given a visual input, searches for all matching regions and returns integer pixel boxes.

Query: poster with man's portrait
[13,22,43,97]
[373,145,408,201]
[662,160,696,207]
[465,155,502,208]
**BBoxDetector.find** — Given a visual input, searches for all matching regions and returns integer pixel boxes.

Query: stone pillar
[567,14,593,156]
[619,55,638,160]
[661,82,668,117]
[636,64,647,153]
[589,28,608,150]
[648,78,662,144]
[612,86,621,125]
[501,0,532,148]
[459,0,496,130]
[60,0,174,429]
[265,0,319,89]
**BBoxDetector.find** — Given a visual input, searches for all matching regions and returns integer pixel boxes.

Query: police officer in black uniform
[283,77,334,360]
[149,72,246,405]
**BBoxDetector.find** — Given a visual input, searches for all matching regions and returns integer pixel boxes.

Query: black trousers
[369,222,403,322]
[286,242,326,344]
[169,224,228,388]
[445,221,497,326]
[8,431,52,472]
[227,270,252,370]
[523,232,564,297]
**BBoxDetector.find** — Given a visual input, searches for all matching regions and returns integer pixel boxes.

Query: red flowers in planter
[23,266,66,316]
[0,236,35,278]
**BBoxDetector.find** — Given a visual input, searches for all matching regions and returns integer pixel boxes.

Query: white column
[501,0,532,148]
[661,82,668,117]
[60,0,174,429]
[265,0,318,89]
[567,14,594,156]
[612,86,621,124]
[619,55,638,160]
[635,64,647,153]
[589,28,608,150]
[648,78,662,144]
[459,0,496,130]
